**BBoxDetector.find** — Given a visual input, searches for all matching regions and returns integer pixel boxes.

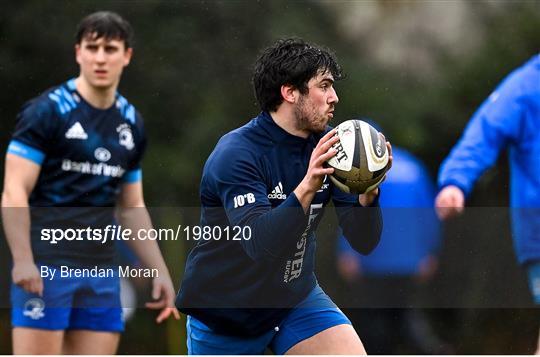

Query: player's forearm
[337,203,382,255]
[1,190,34,263]
[237,192,309,261]
[117,207,170,275]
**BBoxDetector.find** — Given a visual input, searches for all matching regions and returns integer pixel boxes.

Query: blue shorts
[11,264,123,332]
[186,285,351,355]
[527,261,540,305]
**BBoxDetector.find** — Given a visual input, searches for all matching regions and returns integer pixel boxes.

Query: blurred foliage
[1,0,540,354]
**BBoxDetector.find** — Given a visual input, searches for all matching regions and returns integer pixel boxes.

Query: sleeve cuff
[122,168,142,183]
[7,140,45,165]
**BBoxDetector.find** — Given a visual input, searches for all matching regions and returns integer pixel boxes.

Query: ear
[75,44,82,66]
[280,84,298,104]
[123,47,133,67]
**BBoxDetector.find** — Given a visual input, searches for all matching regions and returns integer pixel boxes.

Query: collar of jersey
[64,78,118,113]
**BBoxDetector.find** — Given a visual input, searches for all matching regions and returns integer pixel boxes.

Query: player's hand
[145,274,181,323]
[337,253,362,283]
[435,185,465,220]
[384,139,393,171]
[416,255,439,283]
[300,128,339,194]
[358,140,392,206]
[12,261,43,296]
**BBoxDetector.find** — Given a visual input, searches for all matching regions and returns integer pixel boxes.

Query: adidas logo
[65,122,88,140]
[268,182,287,200]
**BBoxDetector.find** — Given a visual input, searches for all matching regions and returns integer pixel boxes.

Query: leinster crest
[117,123,134,150]
[23,298,45,320]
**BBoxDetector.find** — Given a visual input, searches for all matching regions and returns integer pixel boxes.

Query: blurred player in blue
[435,54,540,353]
[337,144,450,354]
[2,11,179,354]
[176,38,391,354]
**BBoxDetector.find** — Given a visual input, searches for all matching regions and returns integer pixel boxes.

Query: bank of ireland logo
[117,124,134,150]
[94,147,111,162]
[23,298,45,320]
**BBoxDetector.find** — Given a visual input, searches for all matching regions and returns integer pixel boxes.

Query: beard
[294,95,328,134]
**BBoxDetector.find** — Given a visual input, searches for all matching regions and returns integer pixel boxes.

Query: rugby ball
[326,120,390,194]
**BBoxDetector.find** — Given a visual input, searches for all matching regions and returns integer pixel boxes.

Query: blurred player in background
[176,38,391,354]
[435,54,540,353]
[2,11,178,354]
[337,143,452,354]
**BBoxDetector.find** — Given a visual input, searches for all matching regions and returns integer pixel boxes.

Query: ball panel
[326,120,356,171]
[326,119,390,194]
[360,121,388,172]
[352,120,362,170]
[328,173,352,194]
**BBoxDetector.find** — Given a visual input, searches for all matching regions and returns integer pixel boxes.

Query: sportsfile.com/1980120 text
[40,225,252,244]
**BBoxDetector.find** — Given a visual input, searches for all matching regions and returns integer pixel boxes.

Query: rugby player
[2,11,179,354]
[177,38,391,354]
[436,54,540,354]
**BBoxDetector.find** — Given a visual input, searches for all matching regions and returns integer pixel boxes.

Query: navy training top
[7,78,146,267]
[177,111,382,336]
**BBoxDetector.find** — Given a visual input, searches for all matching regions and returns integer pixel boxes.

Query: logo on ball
[326,119,390,194]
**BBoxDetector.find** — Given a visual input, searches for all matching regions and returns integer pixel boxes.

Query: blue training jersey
[7,78,146,266]
[338,147,441,276]
[438,54,540,264]
[176,111,382,336]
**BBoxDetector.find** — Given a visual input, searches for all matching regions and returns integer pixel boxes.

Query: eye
[321,82,332,91]
[86,44,98,52]
[105,46,118,54]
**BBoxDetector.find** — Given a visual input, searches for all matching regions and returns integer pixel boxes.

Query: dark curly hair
[253,38,342,112]
[76,11,134,49]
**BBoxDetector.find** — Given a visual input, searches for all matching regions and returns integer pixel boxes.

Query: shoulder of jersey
[44,79,80,117]
[115,92,141,125]
[44,79,141,125]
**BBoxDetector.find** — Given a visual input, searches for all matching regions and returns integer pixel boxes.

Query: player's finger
[20,280,31,293]
[172,307,181,320]
[156,308,170,323]
[316,167,334,176]
[316,148,337,165]
[317,128,337,145]
[35,278,44,297]
[156,307,181,323]
[385,142,393,169]
[455,193,465,209]
[386,140,392,154]
[146,300,166,309]
[28,280,39,295]
[435,206,450,220]
[313,135,339,158]
[315,135,339,152]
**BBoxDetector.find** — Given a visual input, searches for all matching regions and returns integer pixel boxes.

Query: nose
[328,87,339,104]
[95,47,106,63]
